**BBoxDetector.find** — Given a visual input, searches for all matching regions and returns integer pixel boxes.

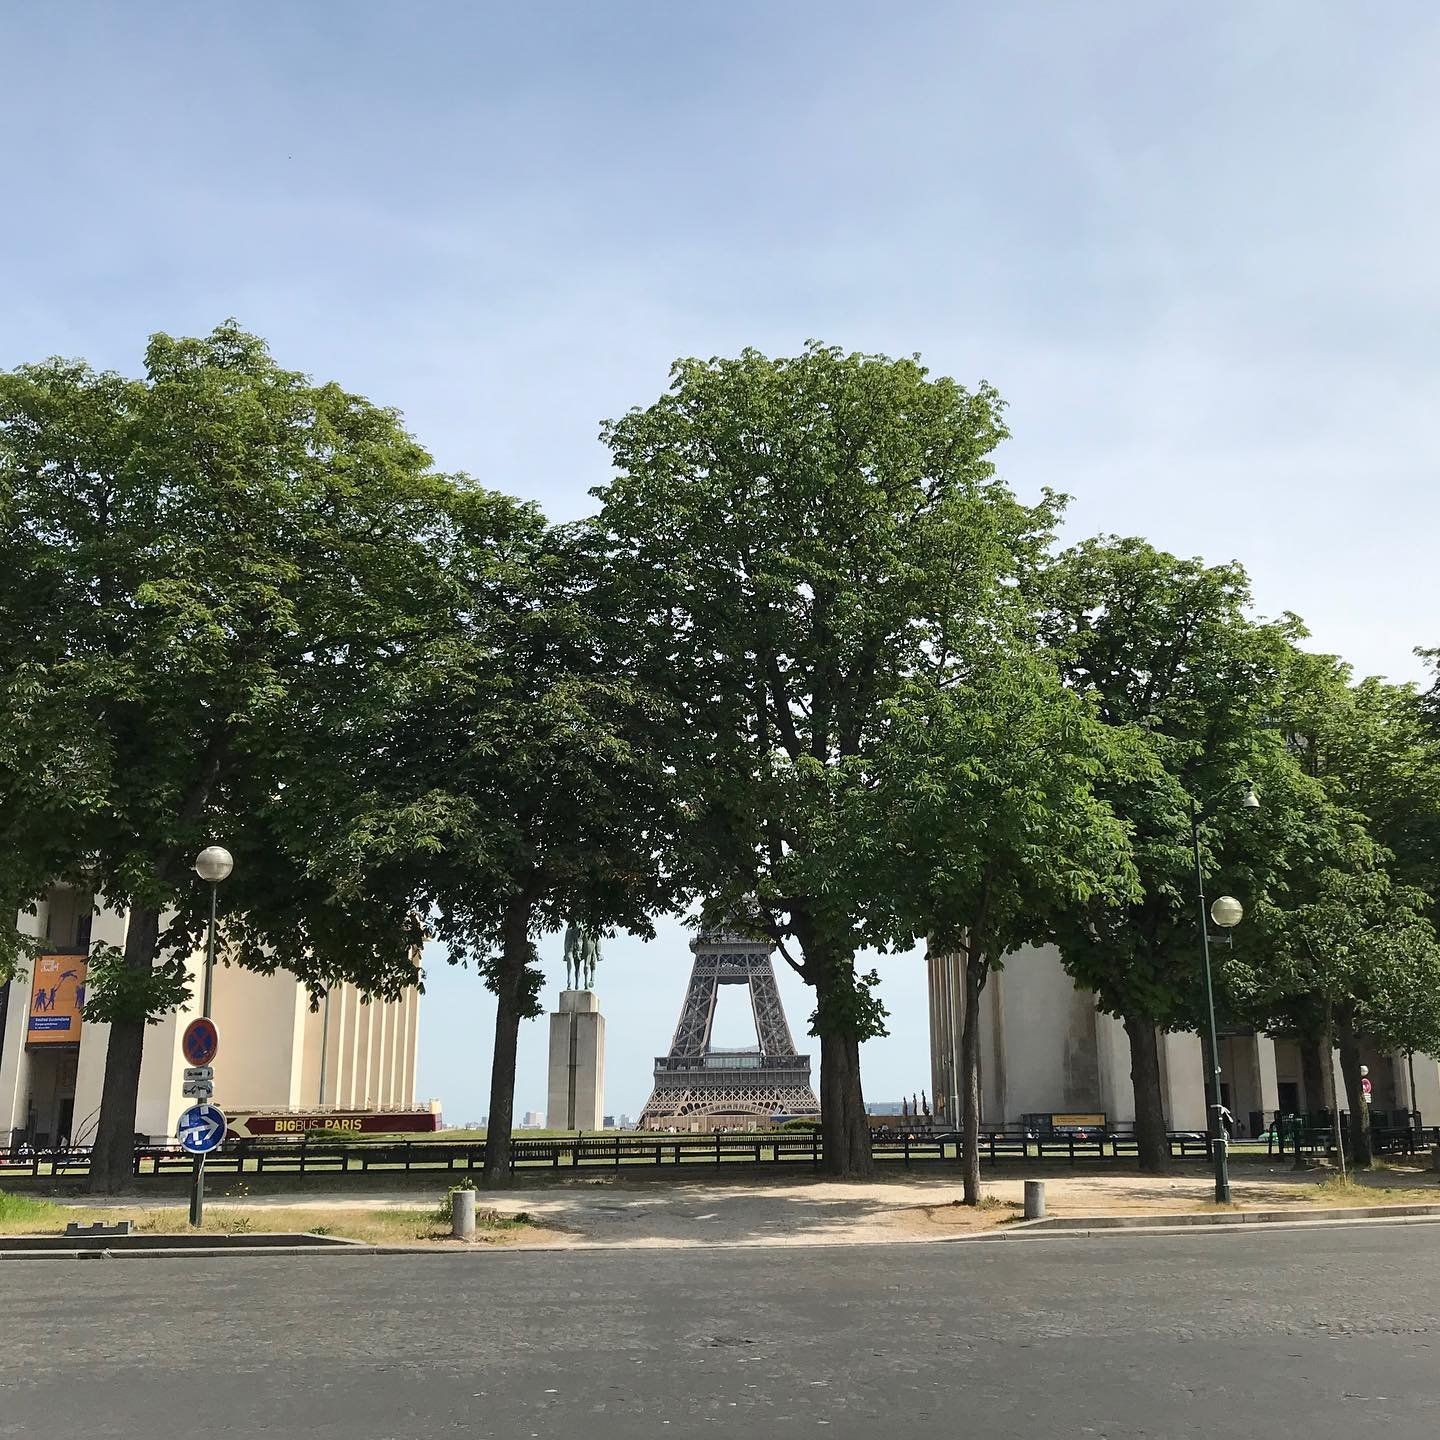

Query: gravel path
[49,1163,1440,1247]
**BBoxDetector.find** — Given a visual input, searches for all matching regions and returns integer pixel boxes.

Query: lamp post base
[1213,1138,1232,1205]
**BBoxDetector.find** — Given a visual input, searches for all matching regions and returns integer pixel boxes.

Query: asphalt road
[3,1226,1438,1439]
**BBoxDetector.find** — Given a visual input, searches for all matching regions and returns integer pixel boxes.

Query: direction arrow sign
[182,1065,214,1099]
[177,1102,227,1155]
[182,1017,219,1067]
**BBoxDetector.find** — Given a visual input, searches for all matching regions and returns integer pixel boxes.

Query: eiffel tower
[638,927,820,1129]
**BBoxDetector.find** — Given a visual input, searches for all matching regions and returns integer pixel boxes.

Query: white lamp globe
[1210,895,1244,929]
[194,845,235,884]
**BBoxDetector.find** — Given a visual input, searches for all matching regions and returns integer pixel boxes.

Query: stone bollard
[1024,1180,1046,1220]
[451,1187,478,1241]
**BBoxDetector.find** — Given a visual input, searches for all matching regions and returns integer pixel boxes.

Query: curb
[964,1208,1440,1242]
[1009,1201,1440,1231]
[7,1204,1440,1260]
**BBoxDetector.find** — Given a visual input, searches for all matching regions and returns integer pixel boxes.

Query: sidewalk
[52,1163,1440,1249]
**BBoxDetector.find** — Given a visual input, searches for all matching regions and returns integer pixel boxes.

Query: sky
[4,4,1438,1122]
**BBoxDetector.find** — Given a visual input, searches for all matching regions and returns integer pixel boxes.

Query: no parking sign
[182,1017,219,1067]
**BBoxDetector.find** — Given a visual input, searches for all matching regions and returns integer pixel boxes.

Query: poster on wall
[27,954,87,1046]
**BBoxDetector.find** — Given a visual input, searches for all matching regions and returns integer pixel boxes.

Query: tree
[1232,865,1440,1166]
[1291,660,1440,917]
[596,343,1059,1177]
[310,497,676,1183]
[1038,537,1297,1171]
[870,652,1138,1202]
[0,324,453,1191]
[1222,646,1440,1165]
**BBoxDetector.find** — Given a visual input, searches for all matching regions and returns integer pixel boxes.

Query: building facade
[1,887,422,1146]
[929,943,1440,1134]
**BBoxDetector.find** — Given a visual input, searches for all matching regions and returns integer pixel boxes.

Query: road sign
[1361,1076,1373,1099]
[182,1017,219,1067]
[177,1103,227,1154]
[182,1065,214,1099]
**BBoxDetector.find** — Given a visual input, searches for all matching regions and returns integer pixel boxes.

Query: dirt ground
[40,1159,1440,1248]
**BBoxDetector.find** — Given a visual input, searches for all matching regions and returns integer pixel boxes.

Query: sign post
[178,1104,227,1155]
[180,1017,223,1225]
[185,845,233,1228]
[179,1100,227,1231]
[182,1017,219,1067]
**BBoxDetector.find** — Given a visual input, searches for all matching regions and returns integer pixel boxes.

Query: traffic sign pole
[190,883,222,1229]
[189,1151,205,1228]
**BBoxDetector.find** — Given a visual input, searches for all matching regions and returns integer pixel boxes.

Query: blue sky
[4,4,1438,1121]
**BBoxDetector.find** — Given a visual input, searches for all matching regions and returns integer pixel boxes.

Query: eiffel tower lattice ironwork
[638,928,820,1128]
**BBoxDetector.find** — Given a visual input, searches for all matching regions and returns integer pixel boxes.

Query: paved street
[3,1226,1438,1438]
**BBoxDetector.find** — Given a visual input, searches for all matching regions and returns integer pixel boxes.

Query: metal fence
[0,1126,1250,1180]
[1264,1120,1430,1160]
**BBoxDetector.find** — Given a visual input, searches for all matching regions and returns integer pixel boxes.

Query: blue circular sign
[177,1103,227,1155]
[182,1017,219,1066]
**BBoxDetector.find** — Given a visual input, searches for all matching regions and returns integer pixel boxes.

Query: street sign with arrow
[177,1103,227,1155]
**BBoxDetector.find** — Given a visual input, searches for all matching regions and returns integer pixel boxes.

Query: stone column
[1162,1031,1208,1131]
[546,990,605,1131]
[1095,1011,1133,1126]
[926,950,963,1127]
[1256,1033,1281,1119]
[1405,1051,1440,1123]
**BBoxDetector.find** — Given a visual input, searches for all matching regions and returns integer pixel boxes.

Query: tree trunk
[482,904,532,1188]
[817,1029,873,1179]
[1336,1011,1373,1169]
[87,904,162,1194]
[1124,1013,1169,1174]
[959,957,985,1205]
[1299,1037,1327,1122]
[86,743,229,1196]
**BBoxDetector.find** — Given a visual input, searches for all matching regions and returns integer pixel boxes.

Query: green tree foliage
[596,343,1059,1177]
[0,324,452,1190]
[1287,659,1440,914]
[1223,647,1440,1164]
[309,499,676,1183]
[870,651,1139,1201]
[1038,537,1298,1171]
[1233,865,1440,1165]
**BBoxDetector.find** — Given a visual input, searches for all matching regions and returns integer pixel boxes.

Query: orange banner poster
[28,954,87,1046]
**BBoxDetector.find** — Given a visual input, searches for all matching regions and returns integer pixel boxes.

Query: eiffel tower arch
[638,928,820,1130]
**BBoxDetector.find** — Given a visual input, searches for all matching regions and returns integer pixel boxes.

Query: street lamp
[189,844,233,1227]
[1210,895,1244,929]
[194,844,233,1014]
[1189,787,1256,1206]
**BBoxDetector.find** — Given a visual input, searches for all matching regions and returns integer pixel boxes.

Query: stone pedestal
[547,989,605,1132]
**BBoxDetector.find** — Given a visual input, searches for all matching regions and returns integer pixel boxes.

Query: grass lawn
[0,1188,534,1246]
[1306,1173,1438,1206]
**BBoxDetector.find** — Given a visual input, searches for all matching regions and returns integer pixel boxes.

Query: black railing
[1265,1119,1434,1160]
[0,1126,1270,1180]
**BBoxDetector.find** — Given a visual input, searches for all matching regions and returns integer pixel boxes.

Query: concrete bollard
[451,1187,478,1241]
[1430,1144,1440,1173]
[1024,1180,1046,1221]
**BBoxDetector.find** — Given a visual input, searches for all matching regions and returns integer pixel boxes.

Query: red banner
[226,1110,440,1139]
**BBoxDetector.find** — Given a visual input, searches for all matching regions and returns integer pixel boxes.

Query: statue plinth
[547,988,605,1131]
[556,988,599,1014]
